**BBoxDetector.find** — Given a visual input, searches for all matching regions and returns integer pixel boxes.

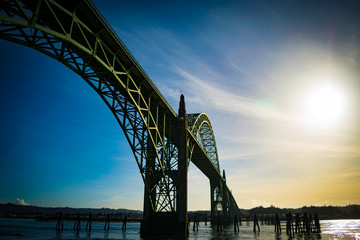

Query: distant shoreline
[1,203,359,220]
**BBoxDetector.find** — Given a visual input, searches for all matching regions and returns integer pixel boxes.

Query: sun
[301,82,348,129]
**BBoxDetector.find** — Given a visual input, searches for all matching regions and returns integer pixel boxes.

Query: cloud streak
[15,198,28,206]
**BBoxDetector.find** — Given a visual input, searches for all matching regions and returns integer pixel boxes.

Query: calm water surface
[0,218,359,240]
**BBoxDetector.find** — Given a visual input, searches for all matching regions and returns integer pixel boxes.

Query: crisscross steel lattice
[0,0,240,224]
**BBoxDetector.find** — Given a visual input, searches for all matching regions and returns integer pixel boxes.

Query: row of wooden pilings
[190,212,321,235]
[191,214,243,233]
[252,212,321,236]
[55,212,128,232]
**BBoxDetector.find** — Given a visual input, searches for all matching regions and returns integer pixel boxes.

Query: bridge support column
[140,95,188,237]
[221,170,231,224]
[210,180,223,225]
[176,94,189,236]
[210,177,232,225]
[221,180,230,224]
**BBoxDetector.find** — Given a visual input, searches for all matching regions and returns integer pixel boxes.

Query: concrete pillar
[221,169,231,224]
[140,142,156,235]
[176,94,189,235]
[210,181,216,225]
[222,180,229,224]
[140,95,189,236]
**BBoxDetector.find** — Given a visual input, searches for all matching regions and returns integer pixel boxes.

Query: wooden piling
[303,212,310,233]
[274,213,281,233]
[192,215,199,232]
[295,213,301,233]
[104,214,110,230]
[253,214,260,232]
[122,214,127,231]
[216,215,223,233]
[73,213,81,231]
[314,212,321,233]
[86,213,92,231]
[55,212,64,231]
[286,211,294,236]
[234,215,240,232]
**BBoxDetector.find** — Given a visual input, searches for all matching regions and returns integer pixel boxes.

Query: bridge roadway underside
[188,131,223,180]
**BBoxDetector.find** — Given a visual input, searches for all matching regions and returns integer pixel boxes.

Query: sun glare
[302,82,348,129]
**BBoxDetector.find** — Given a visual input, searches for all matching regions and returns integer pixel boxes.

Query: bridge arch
[187,113,228,222]
[1,0,240,235]
[0,0,179,214]
[187,113,220,172]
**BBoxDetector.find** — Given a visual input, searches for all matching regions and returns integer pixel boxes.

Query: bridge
[0,0,240,236]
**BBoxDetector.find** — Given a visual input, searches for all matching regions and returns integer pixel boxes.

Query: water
[0,218,359,240]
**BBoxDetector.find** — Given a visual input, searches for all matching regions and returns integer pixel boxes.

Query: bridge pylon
[210,179,229,225]
[140,95,189,237]
[210,169,238,226]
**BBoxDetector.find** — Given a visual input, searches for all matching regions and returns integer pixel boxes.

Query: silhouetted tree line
[1,203,359,220]
[248,205,360,219]
[0,203,142,219]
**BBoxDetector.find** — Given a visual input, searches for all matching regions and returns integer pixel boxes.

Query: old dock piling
[55,212,64,231]
[192,215,199,232]
[104,214,110,230]
[122,214,127,231]
[86,213,92,231]
[52,213,142,232]
[286,211,294,236]
[303,212,310,233]
[274,213,281,233]
[234,215,240,232]
[314,213,321,233]
[295,213,301,233]
[260,212,321,235]
[73,213,81,231]
[253,214,260,232]
[216,215,223,233]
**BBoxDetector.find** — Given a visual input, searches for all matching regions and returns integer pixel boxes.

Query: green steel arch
[187,113,220,172]
[0,0,179,214]
[187,113,226,222]
[0,0,240,234]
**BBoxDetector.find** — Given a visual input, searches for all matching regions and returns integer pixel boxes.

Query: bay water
[0,218,359,239]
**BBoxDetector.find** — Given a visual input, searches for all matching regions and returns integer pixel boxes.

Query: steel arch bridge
[0,0,240,236]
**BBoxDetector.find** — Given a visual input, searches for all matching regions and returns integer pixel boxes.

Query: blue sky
[1,0,359,210]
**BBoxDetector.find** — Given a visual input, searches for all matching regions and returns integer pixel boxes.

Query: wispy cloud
[175,67,256,117]
[251,199,271,208]
[15,198,28,206]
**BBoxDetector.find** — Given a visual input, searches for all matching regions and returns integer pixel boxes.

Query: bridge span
[0,0,240,236]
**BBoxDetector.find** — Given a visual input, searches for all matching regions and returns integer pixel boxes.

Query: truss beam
[0,0,240,234]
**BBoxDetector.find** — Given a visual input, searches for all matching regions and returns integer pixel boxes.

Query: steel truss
[0,0,179,213]
[0,0,240,227]
[187,113,220,171]
[187,113,228,221]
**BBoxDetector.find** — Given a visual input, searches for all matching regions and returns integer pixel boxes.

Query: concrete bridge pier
[210,179,225,225]
[140,95,189,237]
[210,177,233,226]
